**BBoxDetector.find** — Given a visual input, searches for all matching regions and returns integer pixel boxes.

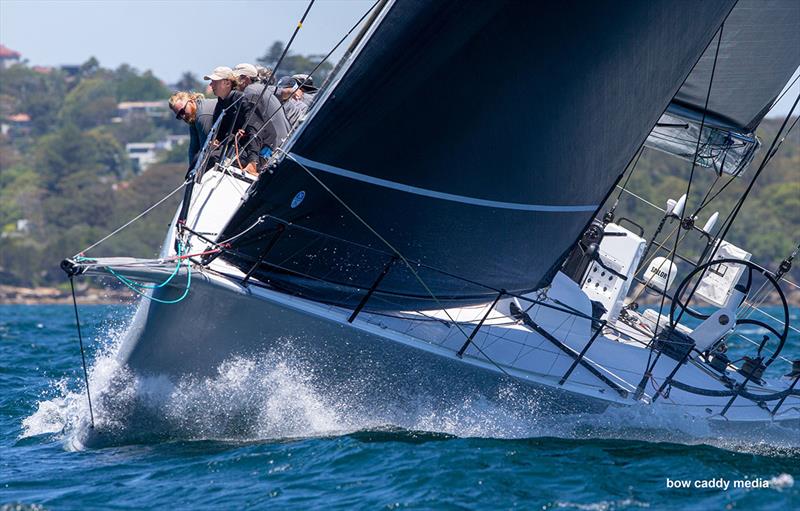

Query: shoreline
[0,284,135,305]
[2,284,799,308]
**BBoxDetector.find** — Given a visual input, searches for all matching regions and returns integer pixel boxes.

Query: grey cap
[233,63,258,78]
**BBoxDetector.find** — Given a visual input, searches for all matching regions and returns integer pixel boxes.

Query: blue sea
[1,304,798,510]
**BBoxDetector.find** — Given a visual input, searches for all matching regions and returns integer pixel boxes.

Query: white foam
[554,499,650,510]
[769,473,794,490]
[20,314,800,455]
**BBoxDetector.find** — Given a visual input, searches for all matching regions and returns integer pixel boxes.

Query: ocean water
[1,303,798,510]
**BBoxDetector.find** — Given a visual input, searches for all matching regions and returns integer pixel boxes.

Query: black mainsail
[216,0,736,309]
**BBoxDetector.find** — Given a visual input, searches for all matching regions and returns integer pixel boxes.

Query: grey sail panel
[646,0,799,176]
[671,0,800,133]
[218,0,735,309]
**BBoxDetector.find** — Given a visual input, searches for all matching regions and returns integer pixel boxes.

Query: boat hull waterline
[76,267,799,448]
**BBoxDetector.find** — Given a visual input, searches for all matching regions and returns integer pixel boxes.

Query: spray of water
[20,314,799,456]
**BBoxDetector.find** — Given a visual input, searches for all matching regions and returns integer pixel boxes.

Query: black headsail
[646,0,800,175]
[217,0,736,310]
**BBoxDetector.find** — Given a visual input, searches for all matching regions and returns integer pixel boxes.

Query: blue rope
[116,245,184,290]
[108,263,191,304]
[104,243,192,304]
[78,244,183,290]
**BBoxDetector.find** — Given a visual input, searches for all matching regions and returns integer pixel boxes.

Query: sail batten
[288,153,599,212]
[218,0,736,309]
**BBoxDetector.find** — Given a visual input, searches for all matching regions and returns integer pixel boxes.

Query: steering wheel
[670,258,789,368]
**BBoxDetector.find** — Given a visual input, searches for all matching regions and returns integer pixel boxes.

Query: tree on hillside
[41,168,116,231]
[256,40,333,82]
[34,124,127,194]
[58,78,118,129]
[0,164,40,232]
[257,42,285,67]
[101,162,184,258]
[114,64,171,101]
[80,57,101,78]
[174,71,203,92]
[0,65,67,135]
[109,116,161,146]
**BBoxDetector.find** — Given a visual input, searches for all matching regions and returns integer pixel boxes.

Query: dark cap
[291,73,318,93]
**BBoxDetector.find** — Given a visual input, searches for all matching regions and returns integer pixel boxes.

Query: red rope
[166,248,221,261]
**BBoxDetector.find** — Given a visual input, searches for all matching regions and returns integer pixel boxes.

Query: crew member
[169,91,214,169]
[231,63,291,167]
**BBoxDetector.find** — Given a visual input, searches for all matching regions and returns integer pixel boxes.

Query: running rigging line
[674,92,800,327]
[636,23,725,399]
[74,0,382,261]
[280,149,517,379]
[237,0,383,157]
[238,0,316,134]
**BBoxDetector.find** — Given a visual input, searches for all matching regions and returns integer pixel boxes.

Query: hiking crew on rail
[169,63,319,177]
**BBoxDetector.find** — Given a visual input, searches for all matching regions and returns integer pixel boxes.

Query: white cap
[203,66,234,81]
[233,63,258,78]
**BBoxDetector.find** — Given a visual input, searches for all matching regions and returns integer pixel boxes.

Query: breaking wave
[20,318,799,456]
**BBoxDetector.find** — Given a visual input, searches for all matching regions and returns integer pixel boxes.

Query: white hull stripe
[288,153,599,213]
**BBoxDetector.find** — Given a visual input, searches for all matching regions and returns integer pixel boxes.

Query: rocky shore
[0,284,135,305]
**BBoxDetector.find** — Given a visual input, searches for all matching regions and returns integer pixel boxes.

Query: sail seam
[288,153,598,212]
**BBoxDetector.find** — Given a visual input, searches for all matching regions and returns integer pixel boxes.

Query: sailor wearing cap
[273,75,308,125]
[233,63,259,90]
[204,66,237,99]
[202,65,250,169]
[290,74,318,107]
[232,63,291,165]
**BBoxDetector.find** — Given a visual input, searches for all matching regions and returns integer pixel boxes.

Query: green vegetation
[257,41,333,82]
[604,119,800,286]
[0,45,337,289]
[0,50,797,293]
[0,60,186,286]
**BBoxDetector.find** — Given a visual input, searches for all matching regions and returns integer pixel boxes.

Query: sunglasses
[175,103,189,120]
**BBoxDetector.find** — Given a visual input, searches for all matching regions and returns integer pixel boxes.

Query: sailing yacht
[63,0,800,445]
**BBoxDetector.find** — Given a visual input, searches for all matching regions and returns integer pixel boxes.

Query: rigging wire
[279,149,518,379]
[69,276,95,428]
[73,181,186,257]
[636,23,725,397]
[238,0,316,134]
[673,92,800,327]
[610,146,645,213]
[735,240,800,349]
[73,1,380,261]
[106,253,193,305]
[617,185,800,294]
[614,186,665,213]
[655,22,725,327]
[692,111,799,218]
[237,0,383,157]
[770,71,800,112]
